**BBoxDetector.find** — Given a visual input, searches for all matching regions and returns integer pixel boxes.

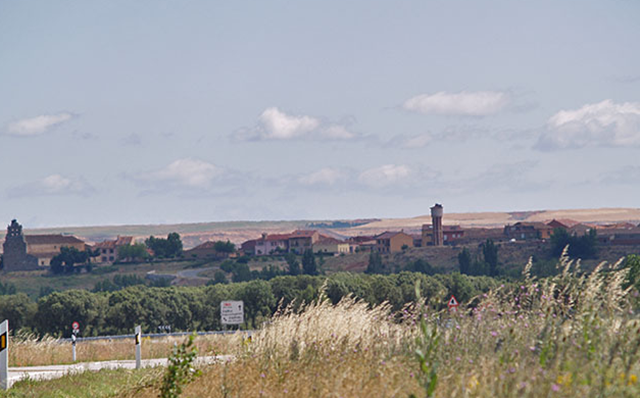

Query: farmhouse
[375,231,414,253]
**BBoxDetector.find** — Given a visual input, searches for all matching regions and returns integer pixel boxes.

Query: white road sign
[221,300,244,325]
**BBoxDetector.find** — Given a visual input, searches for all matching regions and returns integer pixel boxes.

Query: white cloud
[400,133,433,149]
[358,164,411,188]
[9,174,93,197]
[537,100,640,150]
[6,113,74,136]
[322,125,355,140]
[299,168,347,186]
[141,158,222,189]
[403,91,508,116]
[236,107,357,141]
[258,107,320,139]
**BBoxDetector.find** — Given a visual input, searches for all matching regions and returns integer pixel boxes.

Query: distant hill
[1,208,639,249]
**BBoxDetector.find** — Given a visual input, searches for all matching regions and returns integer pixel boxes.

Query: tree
[50,246,91,274]
[213,241,235,253]
[550,228,598,259]
[301,249,318,275]
[145,233,183,258]
[232,263,252,282]
[458,248,472,275]
[624,254,640,291]
[117,243,149,263]
[366,251,384,274]
[405,259,435,275]
[285,253,300,276]
[481,239,499,276]
[212,271,228,285]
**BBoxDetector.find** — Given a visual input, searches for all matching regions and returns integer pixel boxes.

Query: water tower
[430,204,443,246]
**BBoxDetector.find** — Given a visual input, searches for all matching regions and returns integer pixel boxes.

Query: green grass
[0,368,162,398]
[2,260,218,298]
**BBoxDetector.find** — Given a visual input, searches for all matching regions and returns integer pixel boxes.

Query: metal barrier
[62,330,252,343]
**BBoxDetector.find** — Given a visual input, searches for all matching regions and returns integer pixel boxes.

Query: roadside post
[135,325,142,369]
[0,319,8,390]
[71,321,79,362]
[221,301,244,329]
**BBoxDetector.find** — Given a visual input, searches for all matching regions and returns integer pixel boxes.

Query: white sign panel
[221,300,244,325]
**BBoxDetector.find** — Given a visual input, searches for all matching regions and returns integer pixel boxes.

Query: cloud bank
[537,100,640,150]
[236,107,356,141]
[403,91,508,116]
[9,174,94,197]
[5,113,74,136]
[136,158,223,190]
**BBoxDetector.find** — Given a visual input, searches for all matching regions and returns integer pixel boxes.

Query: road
[176,266,218,280]
[8,355,229,388]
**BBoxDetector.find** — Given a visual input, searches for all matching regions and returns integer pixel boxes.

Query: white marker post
[71,334,77,362]
[0,320,8,390]
[135,325,142,369]
[71,321,80,362]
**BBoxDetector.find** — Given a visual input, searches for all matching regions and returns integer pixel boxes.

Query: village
[3,204,640,274]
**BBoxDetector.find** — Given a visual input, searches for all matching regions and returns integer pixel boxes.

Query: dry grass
[9,333,240,367]
[7,253,640,397]
[124,254,640,398]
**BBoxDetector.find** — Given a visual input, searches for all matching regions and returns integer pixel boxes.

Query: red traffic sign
[447,295,459,310]
[72,321,80,331]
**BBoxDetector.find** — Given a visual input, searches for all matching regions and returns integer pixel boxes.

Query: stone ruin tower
[2,219,39,272]
[430,204,444,246]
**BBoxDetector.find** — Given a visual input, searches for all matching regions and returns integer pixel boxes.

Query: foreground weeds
[8,253,640,397]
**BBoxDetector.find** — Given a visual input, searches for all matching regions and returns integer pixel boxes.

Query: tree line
[0,271,500,337]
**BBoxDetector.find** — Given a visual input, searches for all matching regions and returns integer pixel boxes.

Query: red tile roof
[25,235,85,245]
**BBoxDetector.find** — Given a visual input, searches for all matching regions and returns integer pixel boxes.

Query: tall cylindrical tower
[430,204,443,246]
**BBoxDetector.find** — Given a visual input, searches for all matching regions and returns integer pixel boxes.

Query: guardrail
[62,330,253,343]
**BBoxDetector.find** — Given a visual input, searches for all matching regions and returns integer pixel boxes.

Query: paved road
[8,355,229,388]
[176,266,218,280]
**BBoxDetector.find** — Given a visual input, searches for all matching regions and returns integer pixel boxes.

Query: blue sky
[1,0,639,227]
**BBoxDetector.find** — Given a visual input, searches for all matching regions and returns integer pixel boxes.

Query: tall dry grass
[9,333,238,367]
[127,253,640,397]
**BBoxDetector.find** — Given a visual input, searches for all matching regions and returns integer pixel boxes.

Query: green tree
[0,294,36,332]
[232,263,252,282]
[213,240,235,253]
[458,248,472,275]
[302,249,318,275]
[624,254,640,291]
[145,233,183,258]
[35,290,107,336]
[365,251,384,274]
[50,246,91,274]
[285,253,301,276]
[211,271,228,285]
[481,239,499,276]
[117,243,149,262]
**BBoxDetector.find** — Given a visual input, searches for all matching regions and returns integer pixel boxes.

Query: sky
[1,0,639,228]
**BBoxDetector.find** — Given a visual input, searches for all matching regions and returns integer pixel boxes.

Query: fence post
[0,319,8,390]
[135,325,141,369]
[72,334,77,362]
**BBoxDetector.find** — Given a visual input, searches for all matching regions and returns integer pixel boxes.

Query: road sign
[448,295,459,311]
[221,300,244,325]
[0,320,7,390]
[72,321,80,331]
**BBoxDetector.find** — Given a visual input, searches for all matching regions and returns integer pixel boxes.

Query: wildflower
[260,373,266,378]
[491,331,498,337]
[629,374,638,385]
[551,383,560,392]
[467,375,479,391]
